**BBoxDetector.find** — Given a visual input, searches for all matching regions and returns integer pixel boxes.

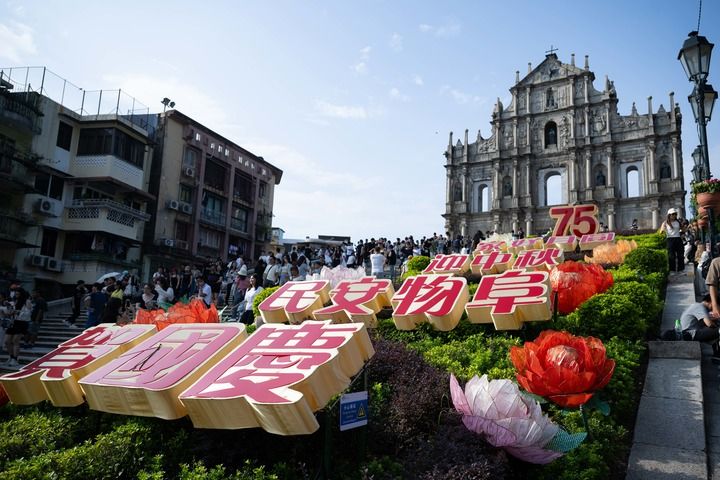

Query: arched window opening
[544,122,557,147]
[626,167,640,197]
[479,185,490,212]
[545,173,562,206]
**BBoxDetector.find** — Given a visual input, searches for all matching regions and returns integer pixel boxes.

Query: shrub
[622,247,668,276]
[602,337,646,425]
[0,409,78,469]
[611,265,665,295]
[606,281,663,325]
[616,232,665,250]
[366,339,450,453]
[0,420,155,480]
[419,332,521,381]
[406,255,431,273]
[565,293,646,341]
[252,286,280,317]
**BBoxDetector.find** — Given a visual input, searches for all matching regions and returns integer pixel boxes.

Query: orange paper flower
[511,330,615,408]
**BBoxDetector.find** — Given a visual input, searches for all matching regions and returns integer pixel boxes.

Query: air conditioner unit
[180,203,193,215]
[166,199,180,210]
[36,198,59,217]
[46,258,62,272]
[30,255,48,267]
[183,167,196,178]
[163,238,175,247]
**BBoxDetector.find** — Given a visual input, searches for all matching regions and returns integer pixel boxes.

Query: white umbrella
[96,272,122,283]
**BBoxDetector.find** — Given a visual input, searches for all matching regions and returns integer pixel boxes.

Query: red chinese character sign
[258,281,331,324]
[471,251,514,275]
[423,254,471,275]
[391,274,469,331]
[79,323,247,419]
[579,233,616,250]
[466,270,552,330]
[512,248,564,272]
[179,321,374,435]
[0,324,157,406]
[549,204,600,237]
[545,235,578,252]
[312,278,394,327]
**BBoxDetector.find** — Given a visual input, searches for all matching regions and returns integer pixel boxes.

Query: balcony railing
[65,200,150,241]
[0,215,31,242]
[71,154,144,190]
[200,209,226,227]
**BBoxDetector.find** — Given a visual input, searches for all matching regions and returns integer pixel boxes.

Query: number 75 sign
[549,204,600,237]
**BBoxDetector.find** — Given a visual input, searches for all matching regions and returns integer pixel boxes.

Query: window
[72,186,110,201]
[544,122,557,147]
[175,221,189,242]
[204,160,226,191]
[40,228,58,257]
[233,173,253,202]
[195,132,201,142]
[56,122,72,151]
[35,173,64,200]
[546,88,555,108]
[259,181,267,198]
[77,128,144,167]
[210,142,215,151]
[231,205,249,232]
[224,148,229,157]
[183,148,199,168]
[198,227,221,248]
[626,167,640,197]
[179,184,193,204]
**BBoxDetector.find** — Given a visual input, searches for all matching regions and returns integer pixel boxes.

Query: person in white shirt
[240,274,264,325]
[658,208,685,273]
[263,256,280,288]
[370,246,386,278]
[196,276,213,307]
[155,277,174,305]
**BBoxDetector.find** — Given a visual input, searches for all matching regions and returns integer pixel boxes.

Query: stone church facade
[443,53,685,237]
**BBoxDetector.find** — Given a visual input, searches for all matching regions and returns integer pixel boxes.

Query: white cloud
[389,33,403,52]
[314,100,368,119]
[352,46,372,74]
[439,85,482,105]
[352,61,367,74]
[389,87,410,102]
[413,75,424,86]
[418,21,461,38]
[0,22,36,63]
[101,73,228,126]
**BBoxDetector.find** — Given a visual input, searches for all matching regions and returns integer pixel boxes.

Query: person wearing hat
[658,208,685,274]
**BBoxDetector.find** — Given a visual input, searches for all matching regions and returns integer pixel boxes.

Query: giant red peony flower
[510,330,615,408]
[549,261,613,314]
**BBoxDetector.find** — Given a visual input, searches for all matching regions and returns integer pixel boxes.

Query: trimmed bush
[602,337,646,425]
[252,286,279,317]
[565,293,646,341]
[406,255,431,273]
[622,247,668,276]
[606,281,663,324]
[0,409,78,469]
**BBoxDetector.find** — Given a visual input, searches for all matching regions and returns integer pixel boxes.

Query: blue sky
[1,0,718,240]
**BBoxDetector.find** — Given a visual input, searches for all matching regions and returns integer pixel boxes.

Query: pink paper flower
[450,374,563,464]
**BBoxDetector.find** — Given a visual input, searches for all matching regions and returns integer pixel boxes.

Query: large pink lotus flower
[318,265,367,288]
[450,374,563,464]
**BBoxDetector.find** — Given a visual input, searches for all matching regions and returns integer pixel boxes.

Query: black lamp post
[679,31,716,181]
[691,146,704,182]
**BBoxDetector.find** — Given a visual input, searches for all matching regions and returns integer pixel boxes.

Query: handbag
[16,305,32,322]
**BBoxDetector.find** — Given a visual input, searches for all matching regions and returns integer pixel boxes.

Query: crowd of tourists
[0,282,47,367]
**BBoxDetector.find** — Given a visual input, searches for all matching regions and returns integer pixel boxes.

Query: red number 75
[549,205,600,237]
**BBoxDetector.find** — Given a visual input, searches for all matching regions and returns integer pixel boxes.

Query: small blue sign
[339,391,368,431]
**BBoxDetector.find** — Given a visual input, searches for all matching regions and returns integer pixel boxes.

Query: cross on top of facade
[545,45,558,55]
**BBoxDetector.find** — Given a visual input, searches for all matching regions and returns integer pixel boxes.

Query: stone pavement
[626,267,720,479]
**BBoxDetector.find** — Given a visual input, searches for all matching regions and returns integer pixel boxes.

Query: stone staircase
[0,298,82,373]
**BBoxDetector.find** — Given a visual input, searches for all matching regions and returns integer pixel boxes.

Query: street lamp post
[680,30,717,258]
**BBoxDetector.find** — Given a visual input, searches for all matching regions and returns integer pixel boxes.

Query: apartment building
[143,109,282,276]
[0,67,154,297]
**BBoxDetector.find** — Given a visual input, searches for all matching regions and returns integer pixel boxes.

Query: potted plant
[692,178,720,210]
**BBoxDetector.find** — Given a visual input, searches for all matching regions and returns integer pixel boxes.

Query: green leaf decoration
[586,395,611,416]
[519,391,547,404]
[546,429,587,453]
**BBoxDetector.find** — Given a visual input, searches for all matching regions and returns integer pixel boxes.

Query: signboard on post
[339,391,368,431]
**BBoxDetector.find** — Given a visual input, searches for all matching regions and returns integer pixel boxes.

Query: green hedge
[622,247,668,276]
[252,286,279,318]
